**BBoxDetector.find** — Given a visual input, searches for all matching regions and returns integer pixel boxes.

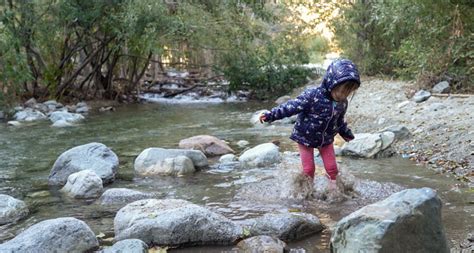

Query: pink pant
[298,143,338,180]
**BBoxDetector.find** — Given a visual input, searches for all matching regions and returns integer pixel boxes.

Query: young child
[259,59,360,185]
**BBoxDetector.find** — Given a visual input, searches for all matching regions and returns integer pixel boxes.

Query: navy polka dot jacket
[263,59,360,148]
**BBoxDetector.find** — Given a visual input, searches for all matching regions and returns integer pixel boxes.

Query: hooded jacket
[263,59,360,148]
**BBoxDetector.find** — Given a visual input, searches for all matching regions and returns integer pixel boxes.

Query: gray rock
[0,194,29,225]
[342,132,395,158]
[246,213,323,241]
[380,125,411,140]
[49,142,119,185]
[237,236,287,253]
[134,148,208,173]
[135,155,195,176]
[14,108,47,121]
[114,199,243,246]
[76,106,89,113]
[432,81,450,94]
[236,140,250,148]
[76,102,88,108]
[33,103,50,113]
[275,95,292,105]
[219,154,237,163]
[99,239,148,253]
[49,111,85,123]
[61,170,103,198]
[179,135,234,157]
[239,143,280,168]
[413,89,431,103]
[0,217,98,252]
[7,121,21,127]
[330,188,448,253]
[24,98,37,107]
[0,111,4,119]
[99,188,154,206]
[380,131,395,150]
[51,119,74,128]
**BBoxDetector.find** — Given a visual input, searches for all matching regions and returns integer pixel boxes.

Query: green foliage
[331,0,473,92]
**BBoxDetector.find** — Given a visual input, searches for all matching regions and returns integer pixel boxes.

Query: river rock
[381,125,411,140]
[330,188,448,253]
[237,236,287,253]
[7,120,21,127]
[0,217,99,252]
[76,106,89,114]
[61,170,103,198]
[341,132,394,158]
[52,119,74,128]
[43,100,63,111]
[0,111,4,119]
[24,98,37,107]
[245,213,323,241]
[239,143,280,168]
[0,194,29,225]
[135,155,195,176]
[275,95,292,105]
[99,239,148,253]
[134,148,208,174]
[179,135,234,157]
[99,188,154,206]
[413,89,431,103]
[237,140,250,148]
[219,154,237,163]
[14,108,47,121]
[49,111,85,123]
[114,199,243,246]
[432,81,450,94]
[49,142,119,185]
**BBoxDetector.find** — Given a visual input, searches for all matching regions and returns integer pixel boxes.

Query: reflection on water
[0,102,471,252]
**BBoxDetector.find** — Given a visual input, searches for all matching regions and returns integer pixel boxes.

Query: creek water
[0,102,472,252]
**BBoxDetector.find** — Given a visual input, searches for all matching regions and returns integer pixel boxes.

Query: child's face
[331,82,358,101]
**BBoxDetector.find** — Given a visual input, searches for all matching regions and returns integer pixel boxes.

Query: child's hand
[259,113,267,123]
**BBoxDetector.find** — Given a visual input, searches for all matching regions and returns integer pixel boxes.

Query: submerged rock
[330,188,448,253]
[239,143,280,168]
[179,135,234,157]
[61,170,103,198]
[134,148,208,175]
[49,142,119,185]
[0,217,98,252]
[114,199,243,246]
[245,213,323,241]
[99,188,155,206]
[135,155,195,176]
[237,235,287,253]
[0,194,29,225]
[99,239,148,253]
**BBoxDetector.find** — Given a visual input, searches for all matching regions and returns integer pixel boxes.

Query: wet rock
[413,89,431,103]
[330,188,448,253]
[432,81,450,94]
[52,119,74,128]
[341,132,394,158]
[49,111,85,124]
[381,125,411,140]
[134,148,208,174]
[135,155,195,176]
[61,170,103,198]
[99,239,148,253]
[237,236,287,253]
[0,194,29,225]
[99,188,155,206]
[179,135,234,157]
[0,217,98,252]
[239,143,280,168]
[7,120,21,127]
[237,140,250,148]
[245,213,323,241]
[114,199,243,246]
[14,108,47,121]
[49,142,119,185]
[219,154,237,163]
[275,95,292,105]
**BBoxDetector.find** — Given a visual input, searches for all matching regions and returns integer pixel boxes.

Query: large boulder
[134,148,208,174]
[98,188,155,206]
[48,142,119,185]
[179,135,234,157]
[114,199,243,246]
[0,217,99,252]
[238,143,280,168]
[99,239,148,253]
[237,236,287,253]
[341,132,394,158]
[61,170,103,198]
[330,188,448,253]
[135,155,195,176]
[0,194,29,225]
[13,108,47,121]
[49,111,85,123]
[245,213,323,241]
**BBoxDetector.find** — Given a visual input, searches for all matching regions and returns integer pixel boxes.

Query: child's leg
[318,144,338,180]
[297,144,315,178]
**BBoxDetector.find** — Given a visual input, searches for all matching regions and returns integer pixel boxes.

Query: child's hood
[320,59,360,93]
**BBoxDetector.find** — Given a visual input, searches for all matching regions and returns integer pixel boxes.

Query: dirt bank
[345,77,473,188]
